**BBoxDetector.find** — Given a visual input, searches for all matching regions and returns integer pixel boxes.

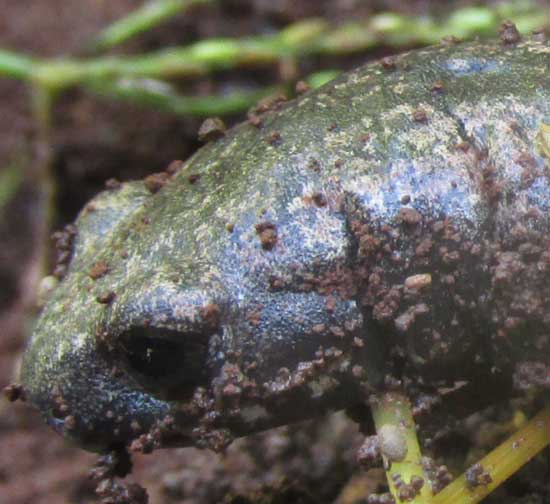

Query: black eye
[117,325,209,400]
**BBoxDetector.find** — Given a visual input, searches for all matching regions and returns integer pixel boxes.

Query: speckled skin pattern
[22,37,550,453]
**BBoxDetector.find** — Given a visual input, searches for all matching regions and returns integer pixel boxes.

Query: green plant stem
[2,2,547,92]
[0,1,546,118]
[84,77,282,117]
[432,406,550,504]
[92,0,214,52]
[371,392,433,503]
[71,4,550,80]
[0,49,35,80]
[0,162,23,215]
[30,83,56,238]
[305,70,341,89]
[85,18,329,80]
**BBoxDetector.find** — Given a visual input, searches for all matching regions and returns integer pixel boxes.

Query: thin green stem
[89,18,329,79]
[84,77,282,117]
[0,162,23,215]
[27,83,58,281]
[0,49,36,80]
[305,70,341,89]
[432,406,550,504]
[371,392,433,503]
[31,85,55,133]
[75,4,550,81]
[92,0,214,52]
[1,2,548,91]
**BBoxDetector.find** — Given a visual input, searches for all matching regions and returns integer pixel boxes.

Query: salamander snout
[20,279,226,452]
[20,320,177,452]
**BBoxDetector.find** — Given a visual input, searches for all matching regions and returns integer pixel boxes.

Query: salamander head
[21,159,367,452]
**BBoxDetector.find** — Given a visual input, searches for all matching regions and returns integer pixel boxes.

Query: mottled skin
[22,38,550,453]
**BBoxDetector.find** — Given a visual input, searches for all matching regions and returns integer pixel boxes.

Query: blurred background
[0,1,549,503]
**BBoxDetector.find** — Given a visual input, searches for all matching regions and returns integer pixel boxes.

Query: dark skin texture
[21,36,550,453]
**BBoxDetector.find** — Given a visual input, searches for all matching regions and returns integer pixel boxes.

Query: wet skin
[21,37,550,452]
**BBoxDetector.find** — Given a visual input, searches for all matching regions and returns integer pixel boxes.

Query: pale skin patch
[293,210,347,260]
[537,123,550,159]
[323,127,361,152]
[527,43,550,55]
[453,99,548,185]
[380,104,462,155]
[285,183,348,261]
[391,81,409,95]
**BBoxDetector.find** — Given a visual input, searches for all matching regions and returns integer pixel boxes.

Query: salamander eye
[116,325,209,400]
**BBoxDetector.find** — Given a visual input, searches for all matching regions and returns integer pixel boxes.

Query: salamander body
[21,36,550,452]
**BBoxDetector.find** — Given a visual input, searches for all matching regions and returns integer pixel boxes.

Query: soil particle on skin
[431,80,445,93]
[105,178,123,190]
[197,117,227,143]
[357,435,382,469]
[480,161,502,206]
[295,80,311,95]
[372,288,402,322]
[51,224,77,278]
[308,158,321,172]
[89,261,110,280]
[246,307,263,326]
[414,238,433,257]
[129,415,185,455]
[143,172,170,194]
[199,303,222,329]
[398,208,422,226]
[187,173,202,184]
[2,383,26,402]
[250,94,287,116]
[412,108,428,123]
[96,291,117,305]
[311,192,328,207]
[247,113,263,128]
[255,221,278,250]
[380,55,398,71]
[404,274,431,291]
[165,159,184,175]
[130,435,156,455]
[394,304,429,333]
[499,20,522,45]
[266,131,283,146]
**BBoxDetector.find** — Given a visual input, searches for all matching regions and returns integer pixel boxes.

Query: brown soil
[1,1,548,503]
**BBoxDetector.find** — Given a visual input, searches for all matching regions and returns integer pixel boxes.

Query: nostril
[115,325,210,400]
